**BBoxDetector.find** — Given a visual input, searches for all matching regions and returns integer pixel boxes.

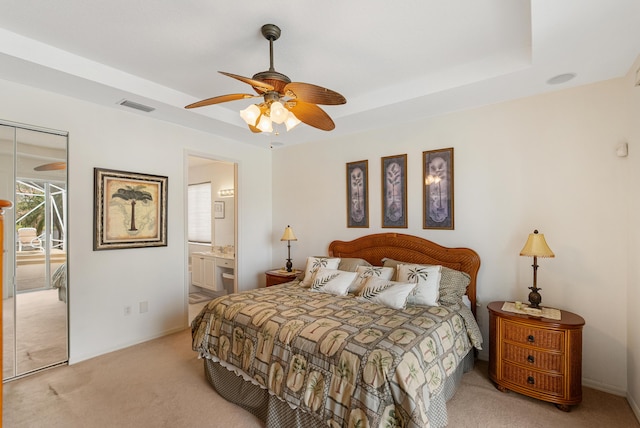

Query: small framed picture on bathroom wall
[214,201,225,219]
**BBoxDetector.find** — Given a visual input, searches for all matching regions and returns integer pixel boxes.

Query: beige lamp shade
[520,230,554,258]
[280,225,297,241]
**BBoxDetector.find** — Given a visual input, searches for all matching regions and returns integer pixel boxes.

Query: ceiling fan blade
[185,93,258,109]
[286,101,335,131]
[219,71,275,93]
[284,82,346,105]
[34,161,66,171]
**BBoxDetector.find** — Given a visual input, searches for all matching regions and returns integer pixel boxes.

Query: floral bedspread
[192,281,478,428]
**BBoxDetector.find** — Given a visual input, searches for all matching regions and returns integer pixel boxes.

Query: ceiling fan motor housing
[252,70,291,94]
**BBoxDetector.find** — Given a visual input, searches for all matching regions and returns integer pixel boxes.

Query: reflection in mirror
[0,124,15,379]
[1,123,68,380]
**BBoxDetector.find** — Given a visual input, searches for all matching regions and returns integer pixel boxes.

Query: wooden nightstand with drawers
[265,269,299,287]
[488,301,585,411]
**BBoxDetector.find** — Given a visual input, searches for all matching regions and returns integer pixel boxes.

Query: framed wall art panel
[381,154,407,228]
[94,168,168,250]
[214,201,225,219]
[423,148,454,229]
[346,160,369,228]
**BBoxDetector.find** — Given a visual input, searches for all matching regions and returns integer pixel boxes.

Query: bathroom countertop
[193,251,235,260]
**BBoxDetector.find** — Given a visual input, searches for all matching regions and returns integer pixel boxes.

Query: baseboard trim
[628,392,640,423]
[582,378,626,396]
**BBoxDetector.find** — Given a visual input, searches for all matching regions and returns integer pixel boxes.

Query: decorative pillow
[438,266,471,306]
[356,276,416,310]
[397,264,442,307]
[350,266,395,294]
[310,268,358,296]
[337,258,372,272]
[299,257,341,287]
[381,257,403,280]
[383,258,472,304]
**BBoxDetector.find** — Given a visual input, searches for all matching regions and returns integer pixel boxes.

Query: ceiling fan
[185,24,346,133]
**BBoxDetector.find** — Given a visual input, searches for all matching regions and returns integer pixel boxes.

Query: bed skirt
[203,349,475,428]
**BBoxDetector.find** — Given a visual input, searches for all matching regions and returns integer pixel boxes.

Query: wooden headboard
[328,233,480,316]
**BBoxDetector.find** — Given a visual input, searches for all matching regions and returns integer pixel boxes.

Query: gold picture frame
[346,160,369,228]
[94,168,168,250]
[381,154,407,228]
[423,148,454,229]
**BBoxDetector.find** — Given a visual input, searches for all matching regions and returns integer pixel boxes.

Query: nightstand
[265,269,299,287]
[488,301,585,411]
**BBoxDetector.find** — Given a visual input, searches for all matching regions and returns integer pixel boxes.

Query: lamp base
[528,286,542,309]
[285,258,293,272]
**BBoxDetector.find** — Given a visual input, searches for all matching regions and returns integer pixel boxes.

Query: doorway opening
[186,155,237,323]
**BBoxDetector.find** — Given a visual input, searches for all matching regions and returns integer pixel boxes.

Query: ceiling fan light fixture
[240,104,261,126]
[269,101,288,124]
[285,112,301,131]
[257,115,273,133]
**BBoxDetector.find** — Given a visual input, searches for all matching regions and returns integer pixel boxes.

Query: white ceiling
[0,0,639,148]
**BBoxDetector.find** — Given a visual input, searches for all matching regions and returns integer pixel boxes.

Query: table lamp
[280,225,298,272]
[519,229,555,309]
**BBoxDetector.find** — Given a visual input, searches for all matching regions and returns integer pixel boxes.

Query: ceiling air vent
[118,99,155,113]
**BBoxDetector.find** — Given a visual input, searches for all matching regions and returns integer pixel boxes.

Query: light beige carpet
[4,328,262,428]
[4,328,639,428]
[3,289,67,379]
[447,360,639,428]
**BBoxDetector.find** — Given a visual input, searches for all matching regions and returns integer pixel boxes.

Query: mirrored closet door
[1,121,68,380]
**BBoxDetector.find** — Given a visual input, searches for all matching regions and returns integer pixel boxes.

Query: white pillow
[300,257,341,287]
[396,264,442,307]
[350,266,395,293]
[310,268,358,296]
[356,276,416,310]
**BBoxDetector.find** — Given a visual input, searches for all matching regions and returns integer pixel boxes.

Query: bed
[191,233,482,428]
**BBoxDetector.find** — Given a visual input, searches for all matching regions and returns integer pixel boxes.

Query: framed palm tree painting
[381,154,407,228]
[346,160,369,228]
[94,168,168,250]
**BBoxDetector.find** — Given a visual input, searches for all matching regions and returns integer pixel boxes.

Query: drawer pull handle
[527,355,535,363]
[527,335,535,343]
[527,376,535,385]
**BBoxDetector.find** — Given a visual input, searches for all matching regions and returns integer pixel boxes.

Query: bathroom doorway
[186,155,237,322]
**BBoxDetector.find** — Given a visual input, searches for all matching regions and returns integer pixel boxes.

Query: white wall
[0,78,274,363]
[187,161,235,251]
[210,162,236,248]
[273,77,632,395]
[625,56,640,418]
